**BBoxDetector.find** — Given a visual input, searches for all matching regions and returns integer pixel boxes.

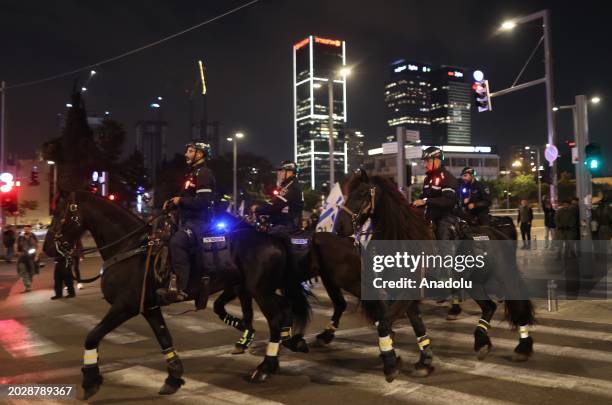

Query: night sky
[1,0,610,173]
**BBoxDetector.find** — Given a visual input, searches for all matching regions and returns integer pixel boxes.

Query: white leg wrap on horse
[417,335,431,350]
[266,342,280,357]
[379,335,394,352]
[83,348,98,366]
[519,324,529,339]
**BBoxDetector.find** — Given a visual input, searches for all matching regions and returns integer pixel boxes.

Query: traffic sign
[544,144,559,163]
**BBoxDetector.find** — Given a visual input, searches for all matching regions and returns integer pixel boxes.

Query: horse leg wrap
[236,329,255,348]
[81,365,103,389]
[162,348,185,389]
[416,335,433,366]
[83,348,99,367]
[379,335,394,353]
[280,326,292,342]
[519,324,530,339]
[223,314,245,331]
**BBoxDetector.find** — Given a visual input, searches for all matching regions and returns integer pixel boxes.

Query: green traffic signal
[584,142,603,176]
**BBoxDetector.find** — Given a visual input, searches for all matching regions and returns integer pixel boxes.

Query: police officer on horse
[251,160,304,235]
[157,142,216,303]
[413,146,459,240]
[457,166,492,225]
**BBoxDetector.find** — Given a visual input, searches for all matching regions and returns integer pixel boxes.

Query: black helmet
[277,160,298,173]
[421,146,444,161]
[461,166,476,176]
[185,142,212,159]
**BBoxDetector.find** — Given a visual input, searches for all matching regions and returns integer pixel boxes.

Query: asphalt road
[1,256,612,405]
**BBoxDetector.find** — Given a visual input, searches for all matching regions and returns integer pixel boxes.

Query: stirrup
[157,288,187,303]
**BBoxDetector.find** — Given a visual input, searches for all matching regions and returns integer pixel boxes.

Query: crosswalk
[2,288,612,404]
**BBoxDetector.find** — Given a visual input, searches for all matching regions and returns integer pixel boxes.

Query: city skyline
[0,0,610,174]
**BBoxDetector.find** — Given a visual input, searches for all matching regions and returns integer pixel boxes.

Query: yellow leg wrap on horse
[266,342,280,357]
[417,338,431,350]
[379,335,393,352]
[452,297,460,305]
[327,322,337,331]
[519,324,529,339]
[83,349,98,366]
[165,351,177,360]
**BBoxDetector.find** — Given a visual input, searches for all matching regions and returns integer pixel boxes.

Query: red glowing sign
[314,37,341,47]
[447,71,455,76]
[294,38,310,50]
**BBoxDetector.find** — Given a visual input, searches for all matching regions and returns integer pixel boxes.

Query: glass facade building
[386,61,474,146]
[293,35,348,190]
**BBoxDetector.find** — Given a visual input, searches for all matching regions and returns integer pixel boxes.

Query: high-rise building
[136,120,167,183]
[385,60,432,144]
[385,61,475,146]
[345,129,366,172]
[430,66,472,145]
[293,35,348,189]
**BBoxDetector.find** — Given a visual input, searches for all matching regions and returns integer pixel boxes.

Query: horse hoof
[232,345,247,355]
[383,356,403,383]
[512,352,530,362]
[476,345,491,361]
[314,329,335,346]
[82,384,100,400]
[283,336,309,353]
[159,383,181,395]
[247,369,270,383]
[412,364,434,378]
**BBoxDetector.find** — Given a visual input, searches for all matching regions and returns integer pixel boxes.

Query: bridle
[339,186,376,241]
[53,192,81,260]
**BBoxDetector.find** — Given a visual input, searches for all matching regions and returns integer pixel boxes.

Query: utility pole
[574,95,592,241]
[1,81,6,173]
[327,78,335,186]
[396,126,406,197]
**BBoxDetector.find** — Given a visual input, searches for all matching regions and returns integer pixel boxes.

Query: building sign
[314,37,341,47]
[294,38,310,50]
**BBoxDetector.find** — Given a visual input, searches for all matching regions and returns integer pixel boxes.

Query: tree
[303,188,323,211]
[95,119,126,171]
[113,149,150,207]
[510,174,538,201]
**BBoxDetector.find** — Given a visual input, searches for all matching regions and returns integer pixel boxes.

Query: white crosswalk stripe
[104,365,284,404]
[0,319,62,358]
[163,312,227,334]
[55,314,148,344]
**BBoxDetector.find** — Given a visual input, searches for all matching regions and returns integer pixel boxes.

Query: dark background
[1,0,609,172]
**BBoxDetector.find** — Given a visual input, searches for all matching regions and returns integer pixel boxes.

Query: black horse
[43,191,310,399]
[340,171,536,365]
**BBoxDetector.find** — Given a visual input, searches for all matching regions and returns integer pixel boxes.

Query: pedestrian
[542,200,556,249]
[555,199,578,259]
[517,199,534,249]
[571,197,581,240]
[16,224,40,293]
[3,225,16,263]
[51,256,75,299]
[592,195,611,240]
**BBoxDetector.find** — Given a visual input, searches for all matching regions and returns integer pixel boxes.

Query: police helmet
[185,142,212,159]
[461,166,476,176]
[421,146,444,161]
[277,160,298,173]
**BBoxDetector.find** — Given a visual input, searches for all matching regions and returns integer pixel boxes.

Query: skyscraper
[136,120,167,183]
[385,60,432,144]
[386,61,474,146]
[293,35,348,189]
[430,66,472,145]
[345,128,366,172]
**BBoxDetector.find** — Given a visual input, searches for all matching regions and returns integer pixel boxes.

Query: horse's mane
[76,190,144,229]
[368,176,431,240]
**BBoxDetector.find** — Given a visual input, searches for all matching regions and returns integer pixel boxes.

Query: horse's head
[340,169,377,234]
[44,191,85,258]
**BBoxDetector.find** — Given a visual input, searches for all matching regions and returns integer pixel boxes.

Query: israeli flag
[316,183,344,233]
[355,218,373,247]
[238,200,245,217]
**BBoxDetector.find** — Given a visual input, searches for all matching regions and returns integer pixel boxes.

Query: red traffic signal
[565,140,576,148]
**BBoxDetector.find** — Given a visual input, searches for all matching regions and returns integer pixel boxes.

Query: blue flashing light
[462,187,468,194]
[215,221,227,230]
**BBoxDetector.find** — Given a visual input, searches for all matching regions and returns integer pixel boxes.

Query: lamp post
[499,10,557,207]
[227,132,244,214]
[554,95,601,240]
[326,67,351,186]
[47,161,57,199]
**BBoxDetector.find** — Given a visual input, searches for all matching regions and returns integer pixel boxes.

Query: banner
[316,183,343,232]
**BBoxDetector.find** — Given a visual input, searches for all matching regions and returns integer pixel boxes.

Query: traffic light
[472,80,492,112]
[585,142,603,176]
[30,167,39,186]
[1,186,18,214]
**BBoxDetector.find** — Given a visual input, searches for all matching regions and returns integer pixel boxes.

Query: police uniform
[255,174,304,234]
[170,160,215,293]
[421,168,458,239]
[16,231,38,293]
[458,172,491,225]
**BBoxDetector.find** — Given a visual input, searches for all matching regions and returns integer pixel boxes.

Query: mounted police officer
[157,142,216,303]
[457,166,491,225]
[413,146,458,240]
[251,160,304,235]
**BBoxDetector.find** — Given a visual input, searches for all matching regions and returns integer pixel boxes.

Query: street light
[228,132,245,214]
[326,67,351,186]
[48,160,58,199]
[498,10,557,207]
[512,160,522,168]
[591,96,601,104]
[90,70,96,76]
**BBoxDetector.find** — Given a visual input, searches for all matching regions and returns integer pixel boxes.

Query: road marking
[434,316,612,342]
[55,314,148,344]
[0,319,62,358]
[163,312,227,334]
[104,365,284,404]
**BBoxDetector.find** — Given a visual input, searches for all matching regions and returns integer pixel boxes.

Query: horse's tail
[504,300,536,329]
[280,238,311,332]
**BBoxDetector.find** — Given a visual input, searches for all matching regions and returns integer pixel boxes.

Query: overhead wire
[5,0,260,90]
